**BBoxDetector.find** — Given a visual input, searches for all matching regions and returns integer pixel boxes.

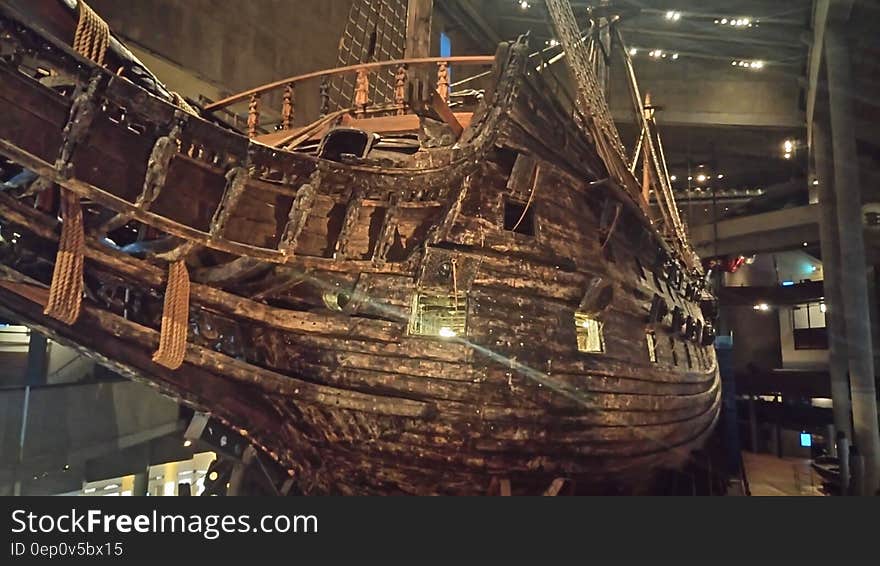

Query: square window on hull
[647,331,658,363]
[409,293,467,338]
[504,199,535,236]
[575,313,605,353]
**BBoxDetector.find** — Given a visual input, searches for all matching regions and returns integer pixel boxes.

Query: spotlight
[629,47,637,56]
[519,0,529,10]
[670,175,677,181]
[784,139,794,153]
[696,174,707,183]
[183,440,192,447]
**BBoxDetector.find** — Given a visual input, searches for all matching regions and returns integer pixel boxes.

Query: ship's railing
[202,56,496,138]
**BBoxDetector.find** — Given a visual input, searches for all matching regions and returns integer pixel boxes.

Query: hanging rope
[511,165,541,233]
[43,1,110,324]
[72,0,109,67]
[152,259,190,370]
[43,189,85,324]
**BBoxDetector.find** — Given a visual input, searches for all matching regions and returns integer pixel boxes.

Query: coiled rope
[72,0,109,66]
[43,189,85,324]
[152,260,190,370]
[44,1,109,325]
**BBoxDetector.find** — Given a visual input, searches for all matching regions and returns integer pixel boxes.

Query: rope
[72,1,109,67]
[152,259,190,370]
[43,1,108,326]
[169,91,199,116]
[511,165,541,233]
[44,189,85,324]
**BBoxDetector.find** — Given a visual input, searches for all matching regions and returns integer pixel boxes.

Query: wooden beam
[405,0,434,59]
[429,90,463,139]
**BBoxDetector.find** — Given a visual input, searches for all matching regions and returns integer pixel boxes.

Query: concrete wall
[90,0,356,125]
[608,55,804,128]
[722,305,782,375]
[0,381,181,495]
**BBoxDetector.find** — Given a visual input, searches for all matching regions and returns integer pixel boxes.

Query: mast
[405,0,434,58]
[641,93,653,205]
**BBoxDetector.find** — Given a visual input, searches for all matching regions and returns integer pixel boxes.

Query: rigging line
[616,28,688,255]
[511,165,541,233]
[629,127,645,173]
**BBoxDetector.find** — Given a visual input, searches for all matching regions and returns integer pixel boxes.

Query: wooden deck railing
[202,56,495,138]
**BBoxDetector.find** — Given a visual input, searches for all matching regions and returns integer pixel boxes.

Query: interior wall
[90,0,356,125]
[778,306,828,370]
[722,305,781,375]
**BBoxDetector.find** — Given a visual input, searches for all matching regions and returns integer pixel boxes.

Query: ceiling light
[721,18,728,24]
[717,174,724,179]
[439,327,457,338]
[629,47,637,56]
[696,174,707,183]
[665,11,681,21]
[803,242,809,247]
[813,180,819,186]
[784,140,794,152]
[753,303,770,311]
[671,53,679,60]
[784,153,792,159]
[670,175,677,181]
[519,1,529,10]
[183,439,192,447]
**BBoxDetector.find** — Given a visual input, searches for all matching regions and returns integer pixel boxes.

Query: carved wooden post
[394,64,408,116]
[247,93,260,137]
[354,69,370,118]
[437,61,450,103]
[282,83,295,130]
[319,77,330,117]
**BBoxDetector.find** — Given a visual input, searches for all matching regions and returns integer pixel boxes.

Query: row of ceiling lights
[732,59,765,69]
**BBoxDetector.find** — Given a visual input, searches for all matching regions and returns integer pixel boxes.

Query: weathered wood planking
[0,12,719,494]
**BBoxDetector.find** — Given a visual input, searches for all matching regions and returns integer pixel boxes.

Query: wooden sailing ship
[0,0,720,494]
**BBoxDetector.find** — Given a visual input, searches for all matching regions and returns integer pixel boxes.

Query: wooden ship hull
[0,1,720,494]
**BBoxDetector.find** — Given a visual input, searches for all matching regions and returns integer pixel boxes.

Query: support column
[813,113,852,442]
[132,470,148,497]
[748,396,759,452]
[825,27,880,495]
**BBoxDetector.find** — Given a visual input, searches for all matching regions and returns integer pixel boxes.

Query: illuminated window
[574,313,605,353]
[409,293,467,338]
[646,331,657,362]
[792,301,828,350]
